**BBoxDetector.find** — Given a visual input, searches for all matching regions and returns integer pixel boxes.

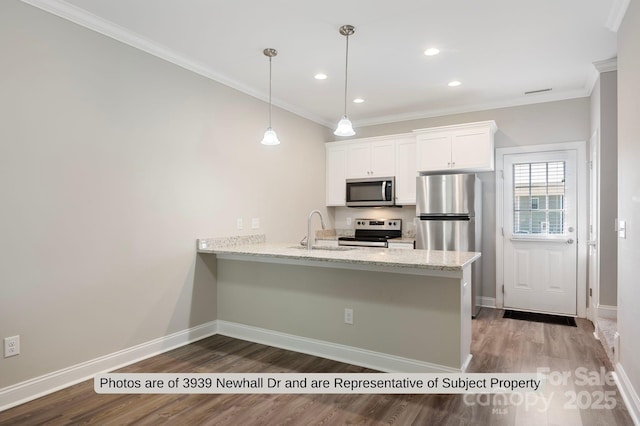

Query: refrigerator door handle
[418,214,472,221]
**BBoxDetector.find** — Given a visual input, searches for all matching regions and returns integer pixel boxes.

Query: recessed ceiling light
[314,73,327,80]
[424,48,440,56]
[353,98,364,104]
[448,80,461,87]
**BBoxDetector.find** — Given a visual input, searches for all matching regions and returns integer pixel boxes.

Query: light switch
[236,218,243,230]
[252,218,260,229]
[618,219,626,239]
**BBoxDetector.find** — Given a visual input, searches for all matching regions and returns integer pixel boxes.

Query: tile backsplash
[331,205,417,238]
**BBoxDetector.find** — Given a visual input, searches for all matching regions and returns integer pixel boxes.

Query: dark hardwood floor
[0,308,634,425]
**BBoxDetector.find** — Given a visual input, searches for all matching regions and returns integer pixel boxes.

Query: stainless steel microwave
[346,177,395,207]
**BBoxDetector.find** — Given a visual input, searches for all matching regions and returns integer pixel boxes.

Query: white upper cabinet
[347,139,395,178]
[415,121,497,173]
[326,144,347,206]
[394,137,418,205]
[325,121,496,206]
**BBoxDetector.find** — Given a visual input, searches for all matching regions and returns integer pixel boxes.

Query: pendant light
[261,48,281,145]
[334,25,355,137]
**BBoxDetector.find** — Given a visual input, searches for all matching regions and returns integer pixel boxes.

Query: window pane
[516,211,532,234]
[512,161,566,236]
[548,211,564,234]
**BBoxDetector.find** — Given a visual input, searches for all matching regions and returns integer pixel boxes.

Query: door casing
[588,130,600,322]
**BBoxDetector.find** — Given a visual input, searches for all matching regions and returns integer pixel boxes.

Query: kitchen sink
[289,245,355,251]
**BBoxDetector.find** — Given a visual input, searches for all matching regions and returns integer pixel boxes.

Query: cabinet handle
[452,162,455,167]
[447,162,451,167]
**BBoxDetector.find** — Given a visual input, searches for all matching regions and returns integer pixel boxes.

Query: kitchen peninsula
[197,235,480,373]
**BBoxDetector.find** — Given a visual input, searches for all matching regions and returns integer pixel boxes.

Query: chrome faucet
[307,209,326,253]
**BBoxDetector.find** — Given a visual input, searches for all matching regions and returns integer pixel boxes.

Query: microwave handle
[381,181,386,200]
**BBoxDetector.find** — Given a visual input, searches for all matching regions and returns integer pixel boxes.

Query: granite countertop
[197,235,479,272]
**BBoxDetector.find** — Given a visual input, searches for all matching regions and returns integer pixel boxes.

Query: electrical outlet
[251,218,260,229]
[236,218,243,230]
[346,217,352,226]
[4,335,20,358]
[344,308,353,325]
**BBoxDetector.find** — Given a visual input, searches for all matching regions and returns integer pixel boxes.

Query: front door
[502,150,578,315]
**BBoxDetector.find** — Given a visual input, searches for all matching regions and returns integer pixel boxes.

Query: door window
[512,161,566,235]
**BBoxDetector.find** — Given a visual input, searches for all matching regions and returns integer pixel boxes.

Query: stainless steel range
[338,219,402,248]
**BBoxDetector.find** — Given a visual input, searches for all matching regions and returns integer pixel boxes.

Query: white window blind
[513,161,566,235]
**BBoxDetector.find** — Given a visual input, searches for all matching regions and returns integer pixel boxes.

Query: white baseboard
[0,321,218,412]
[614,362,640,426]
[598,304,618,320]
[2,318,468,412]
[479,297,496,308]
[217,320,465,374]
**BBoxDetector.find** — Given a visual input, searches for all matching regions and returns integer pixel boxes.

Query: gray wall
[590,71,618,307]
[217,259,466,369]
[0,1,330,388]
[334,98,591,300]
[617,0,640,414]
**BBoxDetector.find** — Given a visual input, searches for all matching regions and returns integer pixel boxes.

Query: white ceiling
[24,0,620,129]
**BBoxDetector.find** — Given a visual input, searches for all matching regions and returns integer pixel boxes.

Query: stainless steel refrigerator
[415,173,482,318]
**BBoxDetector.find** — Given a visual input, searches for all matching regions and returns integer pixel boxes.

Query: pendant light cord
[343,34,349,117]
[268,55,273,128]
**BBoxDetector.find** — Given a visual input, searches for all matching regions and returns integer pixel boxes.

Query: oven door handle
[339,240,388,248]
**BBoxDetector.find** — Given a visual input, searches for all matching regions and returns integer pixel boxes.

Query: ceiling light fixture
[314,73,328,80]
[334,25,356,137]
[261,48,281,146]
[448,80,461,87]
[353,98,364,104]
[424,48,440,56]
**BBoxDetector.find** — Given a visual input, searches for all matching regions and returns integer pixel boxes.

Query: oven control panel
[354,219,402,230]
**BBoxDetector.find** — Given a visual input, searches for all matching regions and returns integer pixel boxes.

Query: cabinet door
[326,145,347,206]
[451,126,493,171]
[395,137,417,205]
[370,140,396,177]
[416,132,452,172]
[346,143,371,178]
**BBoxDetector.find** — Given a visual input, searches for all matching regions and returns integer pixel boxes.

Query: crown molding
[18,0,609,132]
[20,0,333,128]
[352,88,591,128]
[606,0,631,32]
[593,58,618,73]
[585,58,619,95]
